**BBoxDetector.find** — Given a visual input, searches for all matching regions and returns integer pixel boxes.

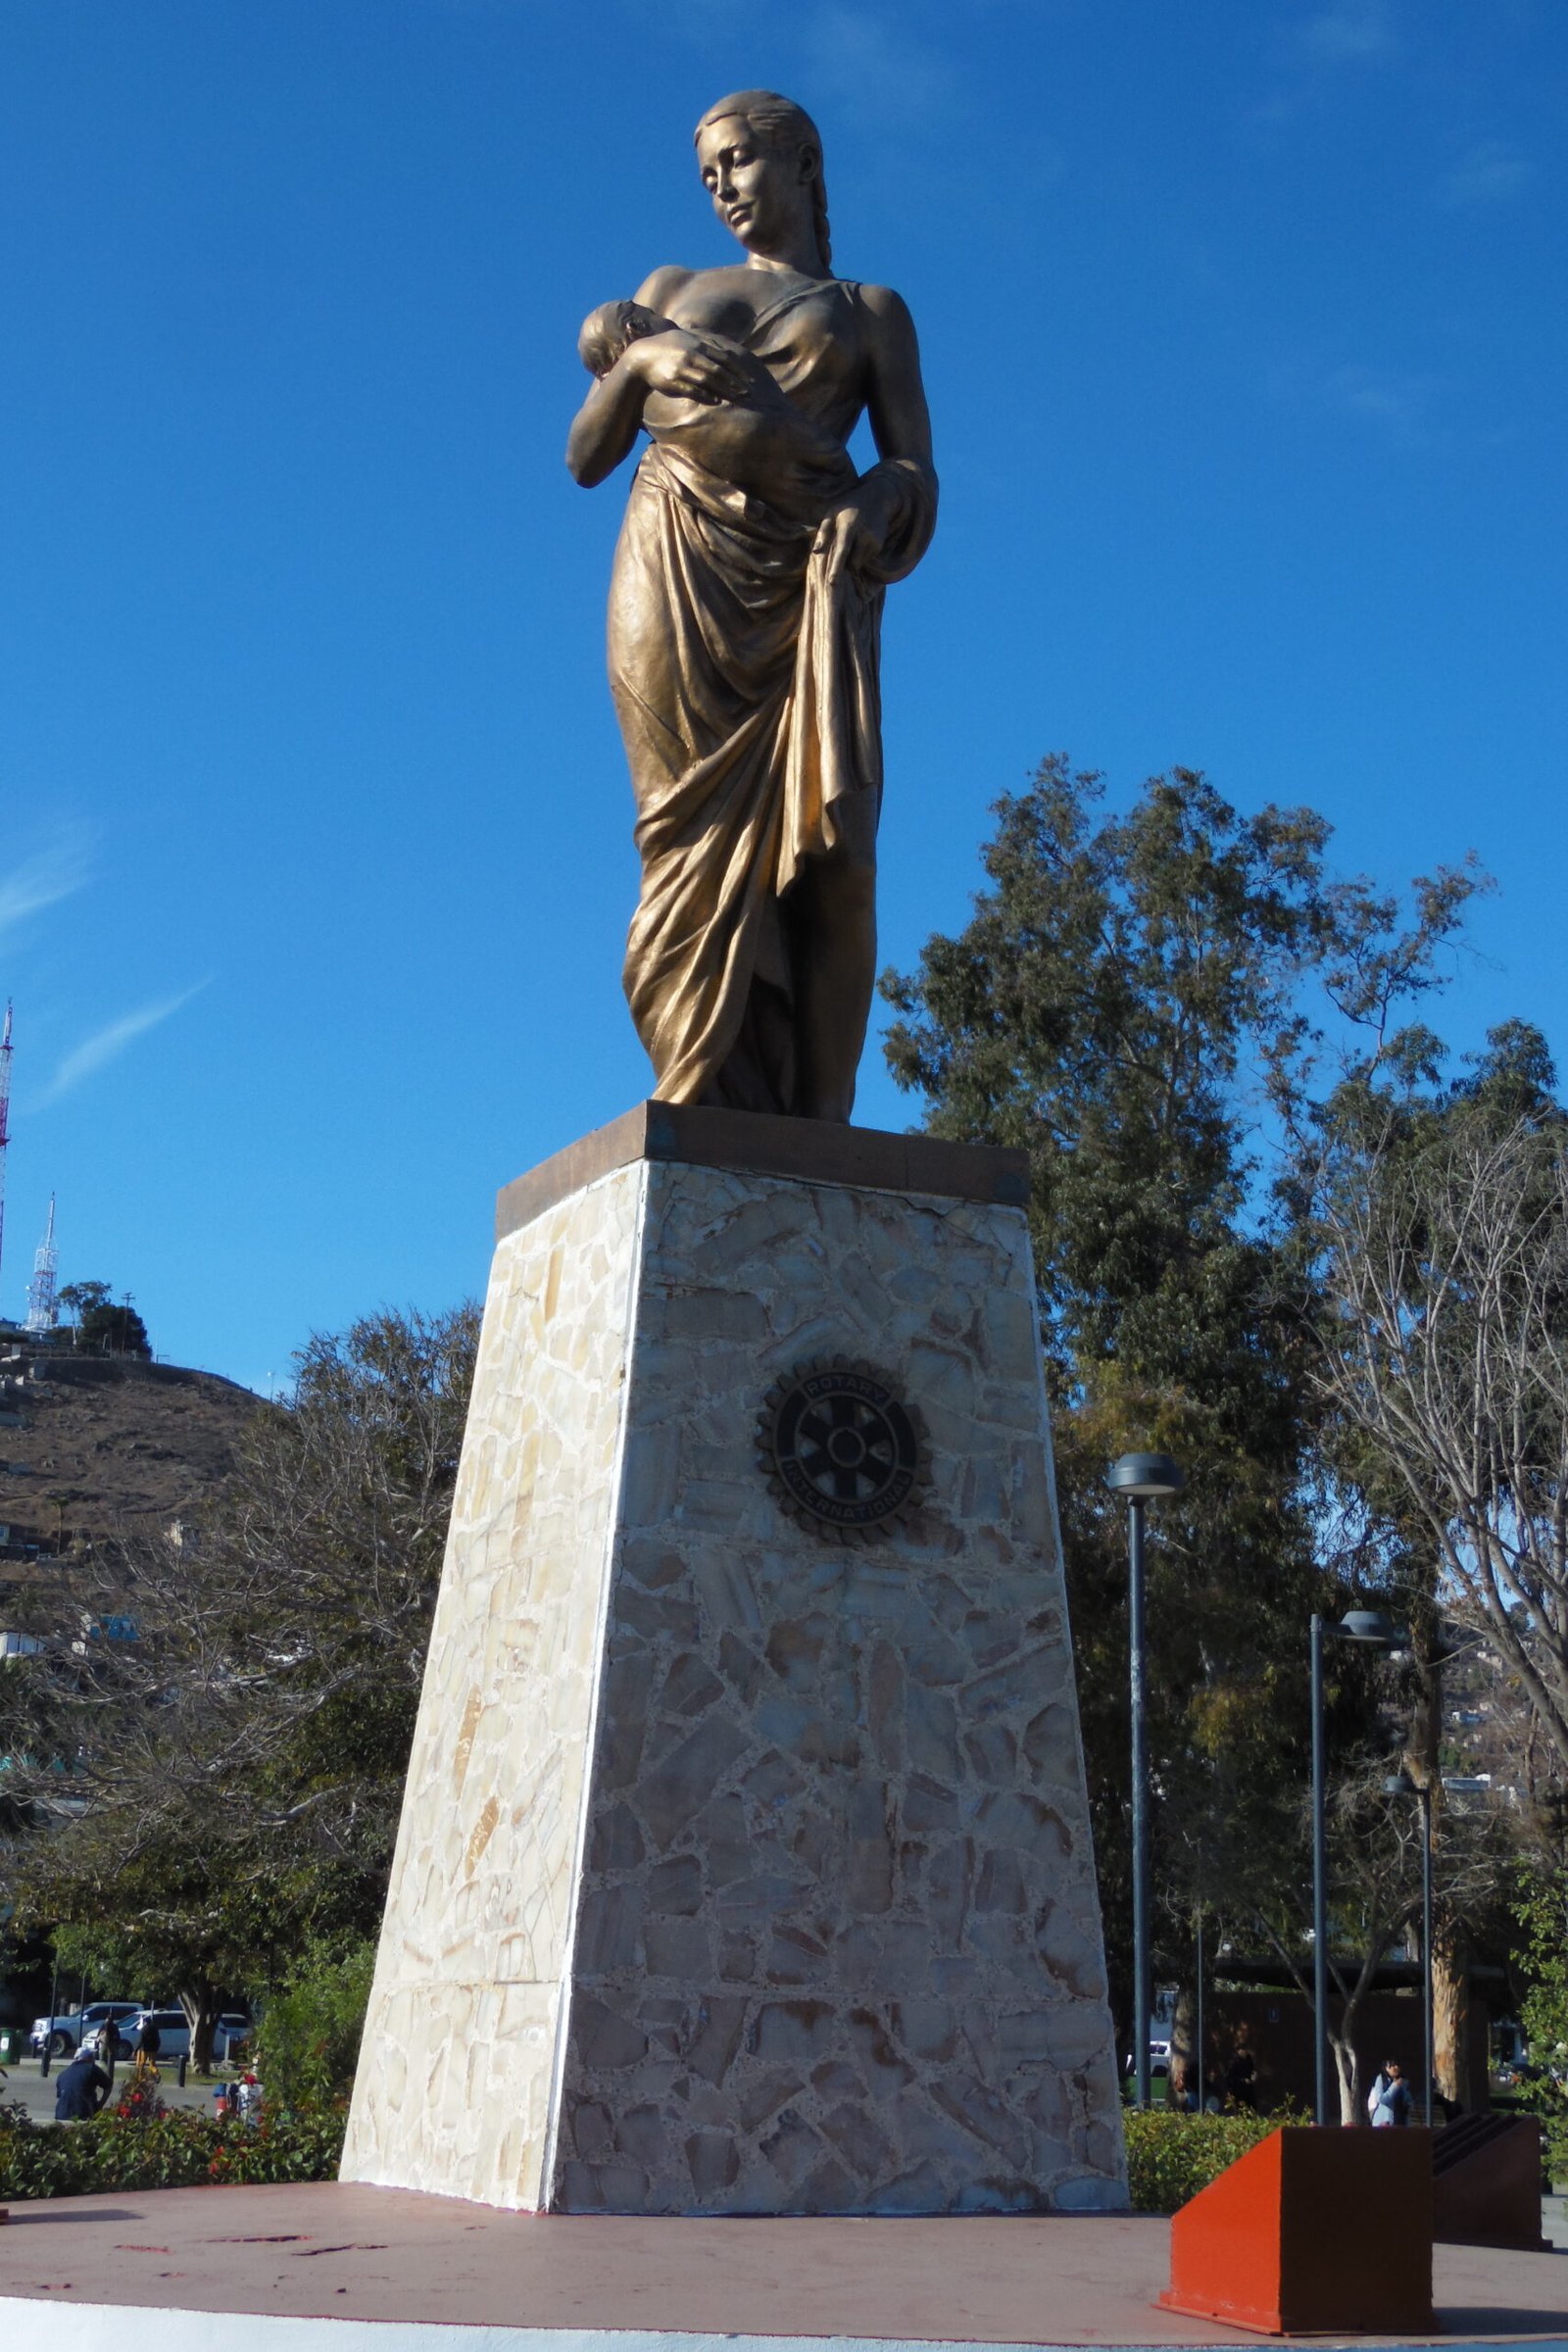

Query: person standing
[135,2015,162,2082]
[1370,2058,1413,2127]
[1224,2027,1258,2111]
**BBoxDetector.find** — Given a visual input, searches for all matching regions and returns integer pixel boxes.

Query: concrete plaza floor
[1,2180,1566,2348]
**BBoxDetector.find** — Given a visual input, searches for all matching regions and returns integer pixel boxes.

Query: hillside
[0,1347,262,1561]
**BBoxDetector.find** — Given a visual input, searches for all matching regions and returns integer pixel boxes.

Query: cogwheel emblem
[757,1356,928,1544]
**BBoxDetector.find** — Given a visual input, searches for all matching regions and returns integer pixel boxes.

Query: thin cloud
[0,833,94,942]
[39,985,209,1106]
[1441,139,1534,209]
[1296,0,1397,64]
[1325,363,1436,447]
[800,6,955,123]
[640,0,962,131]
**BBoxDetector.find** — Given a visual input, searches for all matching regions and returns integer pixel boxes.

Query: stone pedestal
[342,1103,1125,2215]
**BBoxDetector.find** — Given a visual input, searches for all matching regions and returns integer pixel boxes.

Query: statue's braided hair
[694,90,831,271]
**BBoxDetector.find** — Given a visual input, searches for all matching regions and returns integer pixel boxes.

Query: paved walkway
[1,2181,1565,2344]
[1,2061,221,2123]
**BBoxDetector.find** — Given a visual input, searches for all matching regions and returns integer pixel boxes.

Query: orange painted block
[1158,2126,1434,2336]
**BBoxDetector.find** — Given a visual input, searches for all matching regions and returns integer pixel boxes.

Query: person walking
[134,2015,162,2083]
[1370,2058,1413,2127]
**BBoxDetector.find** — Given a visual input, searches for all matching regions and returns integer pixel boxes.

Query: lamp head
[1106,1451,1187,1501]
[1384,1770,1417,1797]
[1336,1609,1401,1648]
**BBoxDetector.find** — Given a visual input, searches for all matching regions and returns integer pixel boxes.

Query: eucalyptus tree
[1300,1024,1568,1780]
[880,755,1481,2041]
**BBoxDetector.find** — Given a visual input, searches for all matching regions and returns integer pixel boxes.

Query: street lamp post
[1107,1451,1186,2110]
[39,1953,60,2079]
[1311,1608,1402,2126]
[1203,1909,1212,2117]
[1386,1770,1435,2126]
[1310,1614,1330,2126]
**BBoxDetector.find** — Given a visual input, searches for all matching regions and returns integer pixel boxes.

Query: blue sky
[2,0,1564,1390]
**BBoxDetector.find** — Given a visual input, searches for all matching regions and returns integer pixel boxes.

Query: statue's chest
[674,279,865,422]
[670,284,764,340]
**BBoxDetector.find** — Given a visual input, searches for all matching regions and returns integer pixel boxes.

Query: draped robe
[607,278,937,1113]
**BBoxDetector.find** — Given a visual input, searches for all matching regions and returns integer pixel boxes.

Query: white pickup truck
[29,1999,142,2059]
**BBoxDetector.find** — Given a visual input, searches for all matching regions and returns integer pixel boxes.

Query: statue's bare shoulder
[856,282,918,351]
[634,265,700,310]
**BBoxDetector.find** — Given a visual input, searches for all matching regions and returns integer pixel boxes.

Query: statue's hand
[625,330,751,406]
[813,469,904,588]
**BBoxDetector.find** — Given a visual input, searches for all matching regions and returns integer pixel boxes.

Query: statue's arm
[565,266,750,487]
[861,283,935,480]
[564,268,684,487]
[564,270,677,485]
[566,353,652,487]
[816,285,938,585]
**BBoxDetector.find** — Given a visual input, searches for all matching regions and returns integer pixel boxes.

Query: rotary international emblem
[757,1357,928,1543]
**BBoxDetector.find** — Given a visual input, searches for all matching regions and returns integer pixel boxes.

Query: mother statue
[566,91,937,1123]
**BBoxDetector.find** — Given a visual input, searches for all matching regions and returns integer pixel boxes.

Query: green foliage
[1513,1863,1568,2180]
[1124,2108,1303,2213]
[57,1280,112,1321]
[80,1301,152,1357]
[52,1919,155,1997]
[0,2101,345,2199]
[4,1303,479,2034]
[59,1281,151,1357]
[254,1937,375,2108]
[879,760,1478,2021]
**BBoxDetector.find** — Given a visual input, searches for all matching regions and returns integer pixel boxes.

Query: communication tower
[25,1194,59,1336]
[0,1002,12,1314]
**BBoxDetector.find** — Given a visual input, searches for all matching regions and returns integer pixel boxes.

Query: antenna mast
[25,1194,59,1337]
[0,1003,12,1317]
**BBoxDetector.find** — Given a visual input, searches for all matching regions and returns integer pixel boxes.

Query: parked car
[217,2012,255,2062]
[124,2006,253,2064]
[28,1999,142,2059]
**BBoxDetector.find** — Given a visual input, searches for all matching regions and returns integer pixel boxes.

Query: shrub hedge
[0,2096,1306,2212]
[1124,2107,1298,2212]
[0,2100,347,2200]
[253,1936,375,2109]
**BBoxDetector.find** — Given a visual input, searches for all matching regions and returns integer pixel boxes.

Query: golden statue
[567,91,937,1122]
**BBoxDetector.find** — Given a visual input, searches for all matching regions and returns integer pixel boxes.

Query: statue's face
[697,116,812,256]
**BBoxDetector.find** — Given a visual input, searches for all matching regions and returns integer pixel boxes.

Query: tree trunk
[1331,1954,1388,2125]
[1170,1981,1197,2108]
[1413,1615,1464,2109]
[1331,2025,1367,2125]
[180,1983,220,2074]
[1433,1922,1468,2109]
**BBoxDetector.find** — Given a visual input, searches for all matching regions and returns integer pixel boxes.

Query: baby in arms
[578,299,852,504]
